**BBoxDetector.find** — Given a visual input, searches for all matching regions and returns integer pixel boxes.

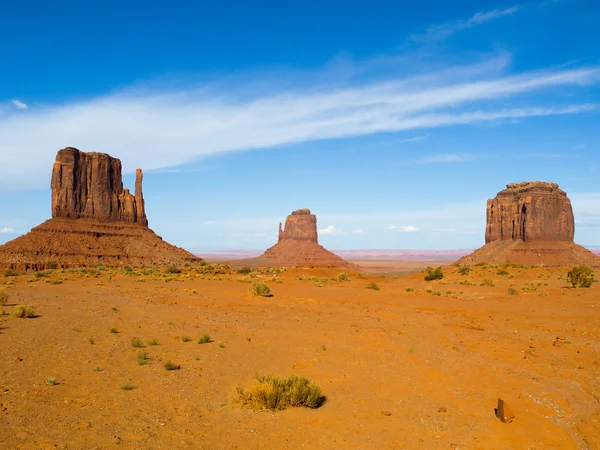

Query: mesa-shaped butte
[0,147,198,271]
[261,209,357,269]
[459,181,600,267]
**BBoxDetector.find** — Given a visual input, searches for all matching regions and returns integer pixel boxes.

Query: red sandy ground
[1,264,599,449]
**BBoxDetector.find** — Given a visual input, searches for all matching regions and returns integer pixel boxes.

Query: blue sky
[1,0,599,251]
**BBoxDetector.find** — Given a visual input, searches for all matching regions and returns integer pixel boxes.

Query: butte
[0,147,198,271]
[259,208,357,269]
[458,181,600,267]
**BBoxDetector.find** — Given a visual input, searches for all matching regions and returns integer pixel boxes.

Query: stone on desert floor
[495,398,515,423]
[0,147,198,271]
[458,181,600,267]
[261,209,356,268]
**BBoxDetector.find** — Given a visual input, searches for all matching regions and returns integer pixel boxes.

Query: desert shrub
[164,361,180,371]
[314,278,328,288]
[0,290,8,306]
[148,339,159,346]
[137,351,149,365]
[507,287,518,295]
[567,265,595,288]
[424,267,444,281]
[337,272,349,282]
[165,265,182,274]
[248,283,271,297]
[48,262,58,270]
[182,336,192,342]
[457,266,471,275]
[121,384,134,391]
[405,287,414,292]
[497,269,510,276]
[237,266,252,275]
[4,269,18,277]
[11,305,35,318]
[366,282,380,291]
[480,278,495,287]
[131,338,144,348]
[110,327,119,334]
[198,334,212,344]
[459,280,474,286]
[47,376,57,386]
[236,375,325,411]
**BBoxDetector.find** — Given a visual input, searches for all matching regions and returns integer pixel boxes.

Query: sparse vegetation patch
[567,265,595,288]
[11,305,35,318]
[248,283,271,297]
[236,375,325,411]
[424,267,444,281]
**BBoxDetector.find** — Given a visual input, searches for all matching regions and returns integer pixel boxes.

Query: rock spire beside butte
[261,208,356,268]
[459,181,600,267]
[0,147,198,271]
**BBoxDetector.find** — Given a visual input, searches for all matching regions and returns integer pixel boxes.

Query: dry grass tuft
[236,375,325,411]
[11,305,36,318]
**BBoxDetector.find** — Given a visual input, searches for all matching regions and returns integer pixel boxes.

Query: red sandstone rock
[262,209,357,269]
[486,182,574,243]
[459,181,600,267]
[0,147,197,271]
[51,147,148,226]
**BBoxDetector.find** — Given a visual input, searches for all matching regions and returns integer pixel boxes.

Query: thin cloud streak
[1,57,599,192]
[411,6,519,42]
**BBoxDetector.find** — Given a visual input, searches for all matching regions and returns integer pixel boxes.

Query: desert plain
[1,262,598,449]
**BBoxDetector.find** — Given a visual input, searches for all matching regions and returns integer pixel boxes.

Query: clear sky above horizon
[1,0,599,251]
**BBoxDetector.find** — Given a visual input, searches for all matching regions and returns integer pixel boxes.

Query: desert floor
[1,263,599,449]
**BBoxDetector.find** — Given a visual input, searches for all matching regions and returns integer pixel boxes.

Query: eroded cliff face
[51,147,148,226]
[278,208,318,243]
[485,182,574,243]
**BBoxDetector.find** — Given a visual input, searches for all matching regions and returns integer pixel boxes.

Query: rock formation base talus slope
[262,209,357,268]
[459,181,600,267]
[0,147,198,271]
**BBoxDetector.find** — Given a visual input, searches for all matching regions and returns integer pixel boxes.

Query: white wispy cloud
[0,55,599,192]
[0,227,16,234]
[412,6,519,43]
[352,229,366,235]
[388,226,397,230]
[419,154,474,163]
[399,225,419,233]
[11,100,27,110]
[319,225,344,235]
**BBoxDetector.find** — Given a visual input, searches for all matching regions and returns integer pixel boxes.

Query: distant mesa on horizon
[459,181,600,267]
[0,147,198,271]
[260,208,357,268]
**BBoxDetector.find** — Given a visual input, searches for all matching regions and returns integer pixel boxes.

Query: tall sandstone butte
[0,147,198,271]
[262,209,357,268]
[459,181,600,267]
[51,147,148,225]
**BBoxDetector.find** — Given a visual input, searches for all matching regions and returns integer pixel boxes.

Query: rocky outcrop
[278,208,318,242]
[459,181,600,267]
[262,209,357,269]
[485,182,574,243]
[0,147,197,271]
[51,147,148,226]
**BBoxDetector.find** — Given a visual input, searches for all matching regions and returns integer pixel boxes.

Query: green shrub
[137,351,149,365]
[248,283,271,297]
[337,272,349,282]
[4,269,18,277]
[366,282,380,291]
[165,266,182,274]
[457,266,471,275]
[480,278,495,287]
[120,384,134,391]
[164,361,180,371]
[148,339,159,346]
[198,334,212,344]
[182,336,192,342]
[405,287,414,292]
[237,267,252,275]
[47,376,57,386]
[131,338,143,348]
[567,265,595,288]
[0,290,8,306]
[11,305,35,318]
[236,375,325,410]
[424,267,444,281]
[497,269,510,276]
[507,287,518,295]
[110,327,119,334]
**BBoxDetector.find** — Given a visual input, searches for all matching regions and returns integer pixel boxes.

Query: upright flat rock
[0,147,198,271]
[459,181,600,267]
[261,209,356,268]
